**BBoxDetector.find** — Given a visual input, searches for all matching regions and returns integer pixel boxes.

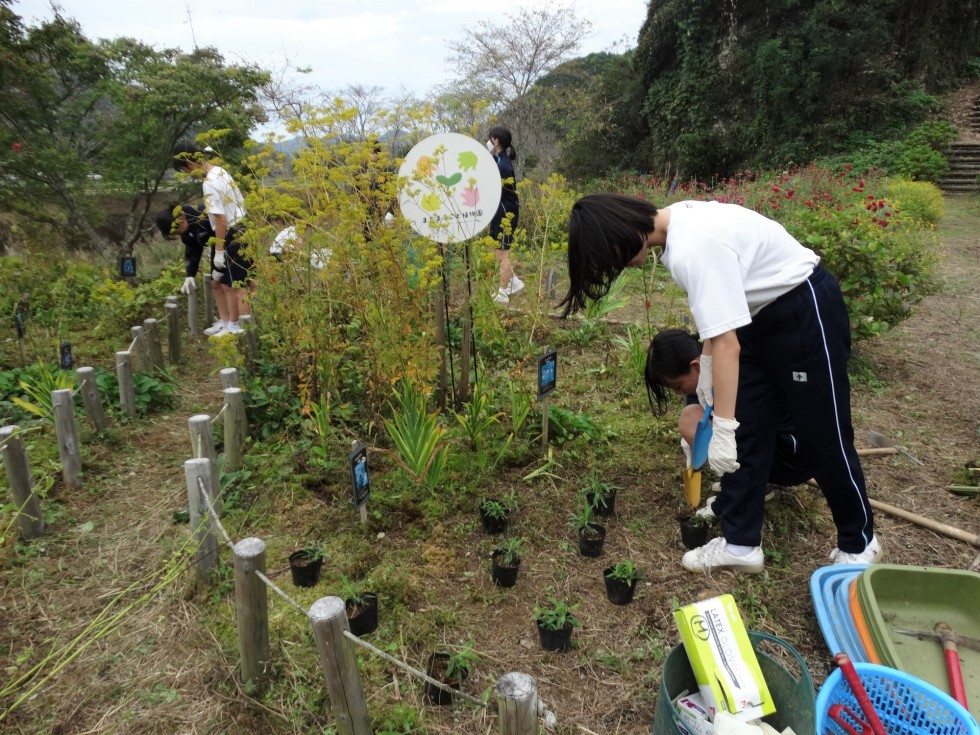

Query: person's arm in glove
[696,354,713,409]
[680,437,692,468]
[708,415,740,474]
[180,276,196,294]
[212,269,226,283]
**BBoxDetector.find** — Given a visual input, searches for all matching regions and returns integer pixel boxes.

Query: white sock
[725,543,756,557]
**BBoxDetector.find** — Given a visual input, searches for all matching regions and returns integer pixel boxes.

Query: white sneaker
[224,322,243,335]
[493,290,509,304]
[506,276,525,295]
[682,537,765,574]
[203,320,227,336]
[829,535,882,565]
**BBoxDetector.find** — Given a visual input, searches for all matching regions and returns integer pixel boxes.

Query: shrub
[885,179,945,226]
[893,121,958,182]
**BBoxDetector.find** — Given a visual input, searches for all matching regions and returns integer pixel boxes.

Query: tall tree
[0,3,268,253]
[445,1,592,175]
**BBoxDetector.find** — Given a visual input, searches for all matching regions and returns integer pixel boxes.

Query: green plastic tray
[857,564,980,706]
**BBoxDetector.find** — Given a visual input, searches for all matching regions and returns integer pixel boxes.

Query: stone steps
[940,140,980,193]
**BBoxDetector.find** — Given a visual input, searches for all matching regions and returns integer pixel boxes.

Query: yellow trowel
[683,405,713,509]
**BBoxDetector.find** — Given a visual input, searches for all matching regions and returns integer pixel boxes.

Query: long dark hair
[488,126,516,161]
[644,328,701,415]
[559,193,658,317]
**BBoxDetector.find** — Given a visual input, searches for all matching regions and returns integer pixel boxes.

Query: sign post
[537,347,558,454]
[398,133,502,409]
[350,441,370,528]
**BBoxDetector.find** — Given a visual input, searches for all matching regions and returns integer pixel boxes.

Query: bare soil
[1,196,978,735]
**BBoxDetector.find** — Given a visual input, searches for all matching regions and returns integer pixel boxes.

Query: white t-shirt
[269,226,297,255]
[202,166,246,230]
[661,200,819,340]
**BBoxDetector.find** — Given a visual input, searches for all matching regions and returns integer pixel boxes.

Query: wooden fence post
[0,426,45,539]
[116,351,137,418]
[75,366,108,432]
[309,597,372,735]
[130,325,152,374]
[496,672,540,735]
[219,367,240,389]
[166,303,181,365]
[204,274,215,327]
[239,314,260,365]
[223,387,246,473]
[187,281,199,336]
[143,318,166,372]
[233,537,269,689]
[188,414,221,512]
[183,457,218,581]
[51,388,81,489]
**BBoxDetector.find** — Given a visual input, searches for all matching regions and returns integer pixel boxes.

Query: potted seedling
[569,500,606,558]
[425,639,478,705]
[677,510,711,550]
[603,560,642,605]
[582,470,620,517]
[534,596,581,652]
[341,575,378,637]
[490,536,525,588]
[479,490,518,535]
[288,541,324,587]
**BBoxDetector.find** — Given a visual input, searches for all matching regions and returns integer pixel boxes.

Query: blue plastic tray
[810,564,869,663]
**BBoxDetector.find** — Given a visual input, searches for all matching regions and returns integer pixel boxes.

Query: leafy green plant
[568,499,597,534]
[611,325,649,380]
[545,404,605,444]
[583,270,629,322]
[445,639,479,681]
[495,537,525,566]
[300,541,324,562]
[507,380,532,436]
[581,469,620,513]
[454,379,501,451]
[480,498,509,522]
[606,560,641,585]
[340,574,369,606]
[8,362,74,422]
[534,596,581,631]
[886,179,945,226]
[383,380,447,490]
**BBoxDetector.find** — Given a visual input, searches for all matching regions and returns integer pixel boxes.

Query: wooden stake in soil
[188,414,221,512]
[116,351,137,418]
[233,537,270,690]
[75,366,108,432]
[51,388,81,489]
[183,457,218,581]
[239,314,260,366]
[496,672,540,735]
[143,317,166,372]
[187,281,199,336]
[203,274,215,326]
[309,597,372,735]
[223,388,246,473]
[166,303,181,365]
[220,367,240,389]
[130,325,152,374]
[0,425,45,539]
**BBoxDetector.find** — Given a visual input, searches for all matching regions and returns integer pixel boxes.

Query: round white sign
[398,133,502,244]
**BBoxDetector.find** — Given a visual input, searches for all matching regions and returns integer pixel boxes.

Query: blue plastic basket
[810,564,869,663]
[816,663,979,735]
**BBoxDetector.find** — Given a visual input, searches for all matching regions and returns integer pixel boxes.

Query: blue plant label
[350,443,370,507]
[537,350,558,400]
[59,341,73,370]
[119,256,136,278]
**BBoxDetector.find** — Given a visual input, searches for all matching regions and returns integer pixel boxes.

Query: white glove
[708,415,740,475]
[696,354,713,409]
[180,276,196,294]
[212,269,225,283]
[680,437,692,468]
[212,250,226,269]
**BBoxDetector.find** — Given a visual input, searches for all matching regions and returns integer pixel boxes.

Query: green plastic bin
[652,631,816,735]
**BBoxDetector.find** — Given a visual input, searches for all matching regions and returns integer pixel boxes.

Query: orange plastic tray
[848,579,881,665]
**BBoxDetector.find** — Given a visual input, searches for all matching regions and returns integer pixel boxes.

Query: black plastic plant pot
[588,488,617,517]
[346,593,378,637]
[490,551,520,588]
[536,621,574,652]
[577,523,606,558]
[678,515,709,550]
[603,567,637,605]
[424,652,464,705]
[288,550,322,587]
[479,501,509,535]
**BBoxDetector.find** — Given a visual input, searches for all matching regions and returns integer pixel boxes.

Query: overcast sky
[12,1,648,101]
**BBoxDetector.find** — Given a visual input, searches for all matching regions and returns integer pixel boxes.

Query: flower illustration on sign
[421,193,442,212]
[461,185,480,207]
[457,150,478,171]
[416,155,437,177]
